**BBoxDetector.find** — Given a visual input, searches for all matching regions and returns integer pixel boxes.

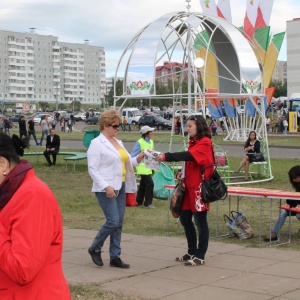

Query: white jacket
[87,133,139,193]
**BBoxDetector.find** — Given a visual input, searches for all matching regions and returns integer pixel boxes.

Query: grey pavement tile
[162,286,273,300]
[207,241,246,253]
[210,272,300,297]
[146,265,240,285]
[207,253,276,271]
[271,288,300,300]
[64,265,134,284]
[101,274,198,299]
[64,228,97,238]
[121,241,170,256]
[254,261,300,279]
[230,247,300,261]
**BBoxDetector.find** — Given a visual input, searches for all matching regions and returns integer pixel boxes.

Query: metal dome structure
[113,9,273,184]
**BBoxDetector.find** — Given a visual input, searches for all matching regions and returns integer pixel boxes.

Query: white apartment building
[0,29,106,105]
[272,60,287,83]
[287,18,300,98]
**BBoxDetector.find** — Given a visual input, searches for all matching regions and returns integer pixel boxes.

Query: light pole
[54,82,59,111]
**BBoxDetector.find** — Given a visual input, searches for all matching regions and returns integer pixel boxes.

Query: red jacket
[181,137,214,212]
[0,169,71,299]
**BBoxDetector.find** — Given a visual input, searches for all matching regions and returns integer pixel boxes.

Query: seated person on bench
[43,128,60,166]
[234,131,260,181]
[264,165,300,241]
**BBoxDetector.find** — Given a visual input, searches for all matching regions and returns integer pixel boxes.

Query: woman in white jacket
[87,110,145,269]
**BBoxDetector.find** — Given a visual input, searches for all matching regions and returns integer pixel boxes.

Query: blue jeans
[179,210,209,260]
[40,129,49,145]
[90,182,126,260]
[273,209,300,234]
[283,126,288,135]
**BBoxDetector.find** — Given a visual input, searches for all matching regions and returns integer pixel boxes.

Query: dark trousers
[136,174,154,206]
[43,149,59,165]
[179,210,209,260]
[19,130,27,139]
[28,130,39,145]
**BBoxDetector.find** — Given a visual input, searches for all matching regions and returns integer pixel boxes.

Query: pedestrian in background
[18,116,27,139]
[40,115,50,146]
[27,116,39,145]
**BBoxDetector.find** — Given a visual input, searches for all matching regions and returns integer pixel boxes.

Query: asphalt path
[61,137,299,159]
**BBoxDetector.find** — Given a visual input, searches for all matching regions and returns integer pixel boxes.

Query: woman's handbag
[170,183,185,218]
[153,164,175,200]
[201,164,228,203]
[248,153,265,163]
[224,211,254,239]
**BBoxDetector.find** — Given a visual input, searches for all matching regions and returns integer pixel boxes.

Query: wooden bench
[23,151,87,172]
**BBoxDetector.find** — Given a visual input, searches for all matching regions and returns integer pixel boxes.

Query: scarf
[0,160,32,209]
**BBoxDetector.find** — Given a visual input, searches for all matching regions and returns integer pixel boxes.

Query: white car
[74,112,86,121]
[174,109,202,117]
[237,105,245,115]
[34,114,54,124]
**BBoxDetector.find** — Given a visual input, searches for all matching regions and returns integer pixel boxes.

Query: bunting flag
[217,0,232,22]
[265,86,276,106]
[244,0,260,39]
[208,99,224,119]
[263,32,286,87]
[194,31,219,89]
[223,98,237,118]
[245,98,256,117]
[255,0,274,28]
[199,0,218,16]
[252,26,270,66]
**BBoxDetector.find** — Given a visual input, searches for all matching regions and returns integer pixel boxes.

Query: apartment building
[272,60,287,83]
[0,28,106,105]
[287,18,300,98]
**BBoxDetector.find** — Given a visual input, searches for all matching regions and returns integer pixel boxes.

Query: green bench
[23,151,87,172]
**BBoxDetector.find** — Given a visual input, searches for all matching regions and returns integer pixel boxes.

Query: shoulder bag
[170,183,185,218]
[201,145,228,203]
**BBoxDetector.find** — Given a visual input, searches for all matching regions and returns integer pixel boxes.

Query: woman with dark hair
[155,115,214,266]
[0,133,71,299]
[264,165,300,241]
[234,131,260,181]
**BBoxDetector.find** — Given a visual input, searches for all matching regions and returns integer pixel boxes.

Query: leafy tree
[39,101,50,112]
[58,103,66,110]
[270,80,287,98]
[70,100,81,111]
[107,79,123,107]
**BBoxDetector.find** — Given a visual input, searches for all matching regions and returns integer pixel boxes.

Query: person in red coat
[155,115,214,266]
[0,133,71,299]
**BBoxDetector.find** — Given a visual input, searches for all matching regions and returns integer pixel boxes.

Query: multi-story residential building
[0,28,105,105]
[287,18,300,98]
[105,76,124,96]
[272,60,287,83]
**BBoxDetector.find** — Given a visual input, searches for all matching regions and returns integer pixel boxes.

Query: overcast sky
[0,0,298,76]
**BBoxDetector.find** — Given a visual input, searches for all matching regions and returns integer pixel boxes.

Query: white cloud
[0,0,298,75]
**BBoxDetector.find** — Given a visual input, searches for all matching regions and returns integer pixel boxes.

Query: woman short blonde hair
[99,110,121,131]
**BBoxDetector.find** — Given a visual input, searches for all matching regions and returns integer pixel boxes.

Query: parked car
[138,115,172,130]
[34,114,54,124]
[237,105,245,115]
[174,109,202,118]
[85,113,101,125]
[10,114,24,122]
[74,112,86,121]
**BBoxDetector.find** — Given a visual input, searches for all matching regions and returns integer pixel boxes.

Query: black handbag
[201,165,228,203]
[170,183,185,218]
[249,153,265,163]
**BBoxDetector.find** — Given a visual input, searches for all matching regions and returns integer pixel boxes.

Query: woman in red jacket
[155,115,214,266]
[0,133,71,299]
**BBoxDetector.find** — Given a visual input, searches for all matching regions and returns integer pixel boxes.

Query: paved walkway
[63,228,300,299]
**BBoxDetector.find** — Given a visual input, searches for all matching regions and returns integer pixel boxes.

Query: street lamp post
[54,82,59,111]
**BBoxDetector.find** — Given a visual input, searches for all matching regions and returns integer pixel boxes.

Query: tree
[58,103,66,110]
[39,101,50,112]
[70,100,81,112]
[107,79,123,107]
[270,80,287,98]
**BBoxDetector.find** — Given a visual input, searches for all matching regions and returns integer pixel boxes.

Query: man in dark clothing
[43,128,60,166]
[18,116,27,139]
[27,116,39,145]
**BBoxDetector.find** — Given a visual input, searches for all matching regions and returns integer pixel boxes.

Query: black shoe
[48,163,53,167]
[110,258,130,269]
[88,248,103,266]
[263,233,278,242]
[175,253,193,262]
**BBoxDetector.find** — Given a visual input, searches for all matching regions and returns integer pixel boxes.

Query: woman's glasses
[109,125,119,130]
